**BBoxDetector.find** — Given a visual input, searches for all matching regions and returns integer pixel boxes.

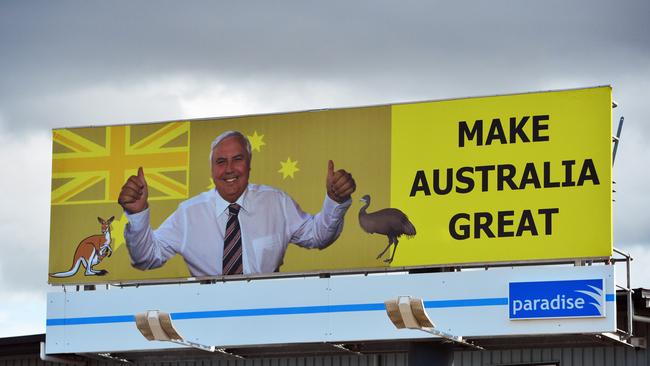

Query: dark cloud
[1,0,648,100]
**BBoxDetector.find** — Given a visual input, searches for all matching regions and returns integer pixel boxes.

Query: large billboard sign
[48,86,612,284]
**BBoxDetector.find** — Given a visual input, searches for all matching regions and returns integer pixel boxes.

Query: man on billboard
[118,131,356,277]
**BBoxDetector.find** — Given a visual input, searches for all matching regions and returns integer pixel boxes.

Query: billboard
[48,86,612,284]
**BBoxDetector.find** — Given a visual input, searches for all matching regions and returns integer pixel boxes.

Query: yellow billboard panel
[48,87,612,284]
[391,86,612,266]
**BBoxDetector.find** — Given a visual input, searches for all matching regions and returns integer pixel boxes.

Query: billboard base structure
[46,264,617,355]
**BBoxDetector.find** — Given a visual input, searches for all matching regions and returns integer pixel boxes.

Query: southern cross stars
[278,157,299,179]
[247,131,266,152]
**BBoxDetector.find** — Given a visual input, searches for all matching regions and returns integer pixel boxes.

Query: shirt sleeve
[285,193,352,249]
[124,207,184,270]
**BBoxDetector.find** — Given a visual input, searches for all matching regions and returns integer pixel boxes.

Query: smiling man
[118,131,356,277]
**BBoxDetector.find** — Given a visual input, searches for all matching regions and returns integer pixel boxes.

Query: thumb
[327,160,334,180]
[137,167,147,187]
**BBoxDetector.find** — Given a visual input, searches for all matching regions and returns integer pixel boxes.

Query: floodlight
[135,310,244,358]
[384,296,434,330]
[384,297,405,329]
[384,296,483,350]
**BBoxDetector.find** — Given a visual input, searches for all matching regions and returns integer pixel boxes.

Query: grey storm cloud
[1,0,649,98]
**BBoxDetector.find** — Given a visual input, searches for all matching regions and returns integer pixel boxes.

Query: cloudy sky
[1,0,649,337]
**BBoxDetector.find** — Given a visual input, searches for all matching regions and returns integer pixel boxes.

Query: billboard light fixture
[384,296,484,350]
[135,310,244,359]
[98,353,132,363]
[331,343,363,355]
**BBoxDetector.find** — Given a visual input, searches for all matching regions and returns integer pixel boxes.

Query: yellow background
[390,86,612,266]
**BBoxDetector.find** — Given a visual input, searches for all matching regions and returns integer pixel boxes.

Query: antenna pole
[613,116,624,166]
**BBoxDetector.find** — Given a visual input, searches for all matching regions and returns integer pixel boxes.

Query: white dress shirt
[124,184,352,277]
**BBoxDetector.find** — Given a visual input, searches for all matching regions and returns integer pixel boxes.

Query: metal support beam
[40,342,86,366]
[613,248,635,340]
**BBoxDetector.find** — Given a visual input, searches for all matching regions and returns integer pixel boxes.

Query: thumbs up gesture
[326,160,356,203]
[118,167,149,214]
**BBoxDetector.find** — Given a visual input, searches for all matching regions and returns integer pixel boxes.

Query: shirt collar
[214,185,249,216]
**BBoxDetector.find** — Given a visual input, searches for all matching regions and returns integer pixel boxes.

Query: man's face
[211,135,251,203]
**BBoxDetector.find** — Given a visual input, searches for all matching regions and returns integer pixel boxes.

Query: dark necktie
[222,203,243,275]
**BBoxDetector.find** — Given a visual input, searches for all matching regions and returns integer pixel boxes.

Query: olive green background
[49,106,391,284]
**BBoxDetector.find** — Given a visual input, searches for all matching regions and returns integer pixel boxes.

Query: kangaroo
[50,216,115,278]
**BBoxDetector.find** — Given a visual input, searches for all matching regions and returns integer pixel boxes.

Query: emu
[358,194,416,263]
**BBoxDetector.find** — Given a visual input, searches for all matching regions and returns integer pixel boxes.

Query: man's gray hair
[209,131,252,163]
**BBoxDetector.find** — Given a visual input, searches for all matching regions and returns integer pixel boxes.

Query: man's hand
[326,160,356,203]
[118,167,149,214]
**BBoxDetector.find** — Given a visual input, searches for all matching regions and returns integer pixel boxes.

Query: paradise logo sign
[509,279,606,320]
